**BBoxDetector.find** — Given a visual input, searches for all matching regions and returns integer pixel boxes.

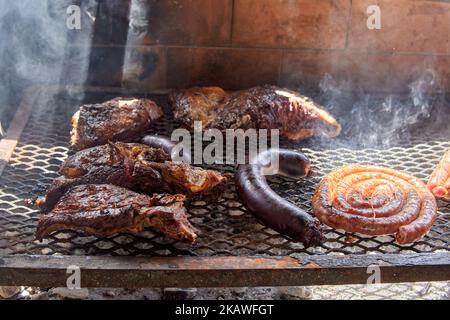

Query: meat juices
[36,184,197,242]
[312,165,437,244]
[428,150,450,200]
[70,98,163,151]
[169,85,341,141]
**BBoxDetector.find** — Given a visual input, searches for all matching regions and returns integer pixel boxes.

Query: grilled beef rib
[42,142,229,212]
[70,97,163,150]
[36,184,197,242]
[169,85,341,140]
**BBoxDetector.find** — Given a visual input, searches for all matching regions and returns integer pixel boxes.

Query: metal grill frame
[0,86,449,288]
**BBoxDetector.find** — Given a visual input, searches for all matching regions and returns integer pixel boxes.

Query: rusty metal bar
[0,253,449,288]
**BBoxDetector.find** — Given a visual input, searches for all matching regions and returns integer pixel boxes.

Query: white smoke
[318,69,441,148]
[0,0,95,128]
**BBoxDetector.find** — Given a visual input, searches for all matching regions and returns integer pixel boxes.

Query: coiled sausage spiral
[312,165,437,244]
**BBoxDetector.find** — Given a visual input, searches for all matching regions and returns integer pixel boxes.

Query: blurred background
[1,0,450,145]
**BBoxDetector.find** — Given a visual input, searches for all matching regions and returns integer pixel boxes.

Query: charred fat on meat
[169,85,341,141]
[36,184,197,242]
[70,97,163,150]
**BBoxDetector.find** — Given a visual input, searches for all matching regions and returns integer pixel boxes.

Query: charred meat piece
[42,142,168,212]
[169,85,341,140]
[60,142,169,179]
[170,87,228,128]
[42,142,228,212]
[70,97,163,150]
[146,161,230,201]
[36,184,197,242]
[141,134,192,164]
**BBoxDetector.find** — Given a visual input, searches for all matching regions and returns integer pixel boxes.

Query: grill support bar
[0,254,449,288]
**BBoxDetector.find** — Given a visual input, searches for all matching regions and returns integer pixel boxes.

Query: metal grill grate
[307,281,449,300]
[0,90,449,260]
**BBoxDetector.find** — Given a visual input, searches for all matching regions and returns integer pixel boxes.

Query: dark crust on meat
[168,90,194,128]
[41,143,229,212]
[70,97,163,151]
[36,184,197,242]
[142,161,231,202]
[168,87,227,128]
[41,143,170,213]
[59,142,170,179]
[169,85,341,140]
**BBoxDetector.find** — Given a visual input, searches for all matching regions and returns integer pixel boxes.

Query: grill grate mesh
[0,91,449,259]
[306,281,449,300]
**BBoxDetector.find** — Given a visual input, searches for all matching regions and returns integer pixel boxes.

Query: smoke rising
[0,1,447,150]
[0,0,95,131]
[318,68,445,149]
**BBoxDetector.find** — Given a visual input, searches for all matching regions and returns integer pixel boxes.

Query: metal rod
[0,253,449,288]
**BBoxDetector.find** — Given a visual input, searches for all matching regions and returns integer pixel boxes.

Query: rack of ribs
[40,142,229,212]
[70,97,163,151]
[169,85,341,140]
[36,184,197,242]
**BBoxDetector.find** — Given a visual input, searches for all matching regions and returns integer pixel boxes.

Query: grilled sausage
[235,149,323,246]
[427,149,450,199]
[312,165,437,244]
[142,135,191,164]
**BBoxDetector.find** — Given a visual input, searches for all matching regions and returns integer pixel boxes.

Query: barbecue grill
[0,86,448,291]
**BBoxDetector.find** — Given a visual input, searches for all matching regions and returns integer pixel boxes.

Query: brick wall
[78,0,450,92]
